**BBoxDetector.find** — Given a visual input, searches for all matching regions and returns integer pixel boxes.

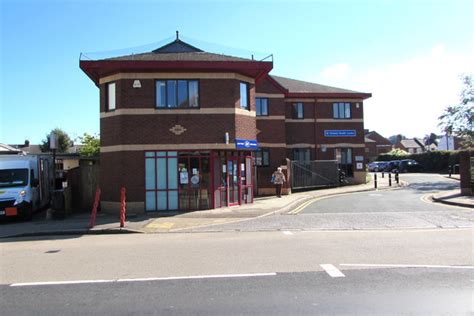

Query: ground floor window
[336,148,353,177]
[293,148,311,162]
[145,150,253,211]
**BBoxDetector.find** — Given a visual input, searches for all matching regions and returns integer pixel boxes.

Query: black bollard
[395,171,399,184]
[374,173,378,189]
[448,165,452,178]
[382,171,384,178]
[389,173,392,186]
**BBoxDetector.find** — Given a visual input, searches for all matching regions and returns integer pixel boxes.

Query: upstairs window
[156,80,199,108]
[240,82,249,110]
[256,98,268,116]
[291,102,304,119]
[255,148,270,167]
[333,102,351,119]
[107,82,116,111]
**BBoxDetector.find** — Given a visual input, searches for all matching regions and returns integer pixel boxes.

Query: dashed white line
[283,231,293,235]
[340,263,474,269]
[320,264,345,278]
[10,272,277,287]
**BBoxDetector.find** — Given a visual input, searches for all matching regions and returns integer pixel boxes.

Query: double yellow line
[288,196,325,215]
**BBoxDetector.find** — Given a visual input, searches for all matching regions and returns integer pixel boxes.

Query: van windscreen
[0,169,28,188]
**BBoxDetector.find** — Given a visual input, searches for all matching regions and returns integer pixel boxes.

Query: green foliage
[438,75,474,149]
[386,148,408,156]
[40,128,72,153]
[78,133,100,157]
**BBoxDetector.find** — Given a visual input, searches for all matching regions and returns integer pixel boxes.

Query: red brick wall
[100,151,144,202]
[101,114,236,146]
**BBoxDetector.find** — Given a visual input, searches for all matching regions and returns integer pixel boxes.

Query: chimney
[24,140,30,147]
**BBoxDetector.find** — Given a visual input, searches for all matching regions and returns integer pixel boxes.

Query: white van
[0,155,54,219]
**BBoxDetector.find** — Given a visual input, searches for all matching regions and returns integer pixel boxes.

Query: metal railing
[291,160,339,190]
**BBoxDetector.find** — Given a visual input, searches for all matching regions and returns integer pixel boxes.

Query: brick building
[364,130,392,162]
[80,36,371,213]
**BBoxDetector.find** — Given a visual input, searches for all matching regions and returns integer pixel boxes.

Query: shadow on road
[406,181,459,192]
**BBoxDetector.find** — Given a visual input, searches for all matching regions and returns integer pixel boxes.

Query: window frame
[333,102,352,119]
[240,82,249,110]
[256,98,269,116]
[155,79,200,109]
[291,102,304,119]
[292,148,311,161]
[106,82,116,112]
[255,148,270,167]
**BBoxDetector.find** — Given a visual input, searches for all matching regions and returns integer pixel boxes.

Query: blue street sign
[235,138,259,150]
[324,130,357,137]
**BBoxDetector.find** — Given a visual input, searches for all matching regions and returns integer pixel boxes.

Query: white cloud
[311,44,474,138]
[320,63,350,81]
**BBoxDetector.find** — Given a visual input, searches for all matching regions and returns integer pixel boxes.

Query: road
[182,173,474,232]
[1,173,472,314]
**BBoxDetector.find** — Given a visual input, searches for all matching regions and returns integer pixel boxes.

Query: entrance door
[227,158,239,206]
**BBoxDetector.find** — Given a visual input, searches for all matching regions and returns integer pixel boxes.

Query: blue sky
[1,0,473,144]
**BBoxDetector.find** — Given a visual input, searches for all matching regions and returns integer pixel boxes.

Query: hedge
[376,150,474,172]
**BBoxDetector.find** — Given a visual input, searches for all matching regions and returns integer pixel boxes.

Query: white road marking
[340,263,474,270]
[320,264,345,277]
[10,272,277,287]
[283,231,293,235]
[368,194,383,197]
[10,279,115,287]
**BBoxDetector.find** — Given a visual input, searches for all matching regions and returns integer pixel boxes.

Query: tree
[424,133,438,146]
[438,74,474,149]
[388,134,406,145]
[386,148,408,156]
[78,133,100,157]
[40,128,72,153]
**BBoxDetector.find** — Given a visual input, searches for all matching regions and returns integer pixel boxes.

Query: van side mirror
[31,179,40,188]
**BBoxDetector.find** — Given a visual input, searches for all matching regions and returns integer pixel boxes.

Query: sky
[1,0,473,144]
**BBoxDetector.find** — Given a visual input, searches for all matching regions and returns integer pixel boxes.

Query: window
[256,98,268,116]
[333,102,351,119]
[156,80,199,108]
[107,82,116,111]
[255,148,270,166]
[240,82,249,109]
[292,102,304,119]
[292,148,311,162]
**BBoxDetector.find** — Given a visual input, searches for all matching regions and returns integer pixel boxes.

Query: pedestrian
[272,167,286,198]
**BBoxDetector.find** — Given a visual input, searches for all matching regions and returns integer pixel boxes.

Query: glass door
[227,158,239,206]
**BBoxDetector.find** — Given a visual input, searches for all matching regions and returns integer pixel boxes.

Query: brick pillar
[459,151,473,196]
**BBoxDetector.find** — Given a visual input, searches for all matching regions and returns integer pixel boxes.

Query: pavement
[0,173,471,238]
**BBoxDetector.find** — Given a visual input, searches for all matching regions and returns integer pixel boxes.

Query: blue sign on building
[235,138,258,150]
[324,130,357,137]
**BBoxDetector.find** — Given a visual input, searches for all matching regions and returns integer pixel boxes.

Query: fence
[67,158,100,212]
[291,160,339,190]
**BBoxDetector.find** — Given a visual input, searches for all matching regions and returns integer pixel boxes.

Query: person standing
[272,167,286,198]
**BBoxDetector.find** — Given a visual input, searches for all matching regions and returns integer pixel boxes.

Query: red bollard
[120,187,126,228]
[89,188,101,228]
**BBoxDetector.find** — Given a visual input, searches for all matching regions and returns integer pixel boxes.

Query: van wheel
[21,205,33,221]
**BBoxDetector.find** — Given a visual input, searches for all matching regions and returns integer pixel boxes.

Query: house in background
[394,137,424,154]
[364,130,392,161]
[0,143,23,155]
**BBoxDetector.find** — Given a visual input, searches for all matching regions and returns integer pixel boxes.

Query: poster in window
[180,169,189,184]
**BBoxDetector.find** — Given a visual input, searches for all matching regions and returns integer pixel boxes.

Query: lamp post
[50,132,57,190]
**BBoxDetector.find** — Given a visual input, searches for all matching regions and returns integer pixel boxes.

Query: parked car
[397,159,423,173]
[384,160,401,172]
[368,161,388,172]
